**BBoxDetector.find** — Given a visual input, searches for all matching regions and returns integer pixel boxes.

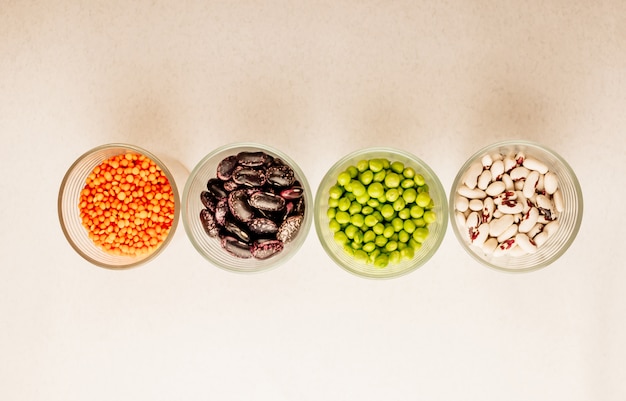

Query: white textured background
[1,1,625,400]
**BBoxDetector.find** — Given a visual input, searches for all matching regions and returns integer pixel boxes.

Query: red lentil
[79,153,175,257]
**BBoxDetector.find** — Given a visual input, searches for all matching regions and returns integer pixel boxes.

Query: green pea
[383,225,395,239]
[354,250,369,262]
[337,197,350,211]
[410,205,424,218]
[390,233,399,242]
[391,161,404,174]
[363,230,376,243]
[344,224,358,239]
[347,166,359,178]
[403,167,416,179]
[393,198,405,212]
[413,217,426,227]
[337,172,351,186]
[359,170,374,185]
[380,204,395,220]
[400,246,415,260]
[344,181,353,193]
[369,159,384,172]
[414,174,425,186]
[350,241,362,250]
[403,219,416,234]
[334,231,348,245]
[349,213,364,227]
[385,188,400,202]
[349,202,362,215]
[400,179,415,189]
[329,219,341,233]
[374,254,389,268]
[416,192,431,207]
[375,235,388,247]
[384,172,401,188]
[377,193,387,203]
[369,249,381,262]
[373,170,386,183]
[355,193,370,205]
[361,206,374,215]
[398,230,410,243]
[389,250,401,264]
[342,244,354,256]
[412,227,429,243]
[327,207,336,219]
[329,185,343,199]
[364,214,378,227]
[418,184,429,193]
[328,197,339,208]
[356,160,369,172]
[391,217,404,232]
[398,208,411,220]
[367,182,384,198]
[385,241,398,252]
[335,211,351,225]
[409,239,422,251]
[371,211,384,223]
[367,198,380,208]
[423,210,437,224]
[353,231,364,244]
[350,181,366,197]
[373,223,385,235]
[362,242,376,253]
[402,188,417,204]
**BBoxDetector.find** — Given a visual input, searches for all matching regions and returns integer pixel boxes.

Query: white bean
[455,211,467,229]
[533,231,549,246]
[510,166,530,181]
[544,172,558,195]
[515,233,537,254]
[502,174,514,191]
[497,224,518,243]
[490,160,505,180]
[482,237,499,255]
[463,162,483,189]
[455,195,469,212]
[481,154,493,168]
[518,207,539,233]
[523,170,540,198]
[471,223,490,246]
[482,197,495,223]
[503,157,517,173]
[469,199,484,212]
[544,220,560,237]
[510,245,527,257]
[489,214,515,237]
[458,185,487,199]
[523,157,549,174]
[485,181,506,197]
[527,223,544,238]
[465,211,480,230]
[553,189,564,212]
[477,170,492,190]
[498,202,523,214]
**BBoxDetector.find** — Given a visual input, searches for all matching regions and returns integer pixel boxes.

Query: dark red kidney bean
[250,239,284,259]
[221,236,252,258]
[280,186,303,200]
[222,219,251,243]
[214,198,229,226]
[233,166,266,187]
[266,165,295,187]
[249,191,286,211]
[217,155,238,181]
[228,190,255,222]
[206,178,228,199]
[277,215,303,244]
[200,191,217,211]
[200,209,220,237]
[237,151,272,167]
[248,217,279,235]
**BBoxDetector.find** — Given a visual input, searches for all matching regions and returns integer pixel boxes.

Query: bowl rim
[449,139,584,273]
[314,146,449,279]
[58,142,181,270]
[181,141,313,273]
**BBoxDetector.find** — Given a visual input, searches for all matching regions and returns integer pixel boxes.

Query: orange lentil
[78,152,175,257]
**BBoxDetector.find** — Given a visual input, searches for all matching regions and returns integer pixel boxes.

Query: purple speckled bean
[250,239,284,259]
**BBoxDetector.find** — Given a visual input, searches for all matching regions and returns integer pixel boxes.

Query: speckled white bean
[502,174,514,191]
[471,223,490,246]
[544,172,558,195]
[482,197,495,223]
[463,162,483,190]
[515,233,537,254]
[455,195,469,213]
[536,194,553,210]
[503,157,517,173]
[527,223,544,238]
[510,166,530,181]
[523,170,540,199]
[469,199,483,212]
[485,181,506,197]
[489,214,515,237]
[514,180,525,191]
[498,202,523,214]
[490,160,504,180]
[553,189,564,212]
[497,223,518,243]
[523,157,549,174]
[477,170,492,190]
[481,154,493,169]
[458,186,487,199]
[518,207,539,233]
[465,211,480,230]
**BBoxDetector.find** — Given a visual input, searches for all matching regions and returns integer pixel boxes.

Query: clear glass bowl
[182,142,312,273]
[314,147,448,279]
[450,140,583,272]
[58,143,180,269]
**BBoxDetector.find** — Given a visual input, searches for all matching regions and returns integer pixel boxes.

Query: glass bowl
[450,140,583,272]
[182,143,312,273]
[314,147,448,279]
[58,143,180,269]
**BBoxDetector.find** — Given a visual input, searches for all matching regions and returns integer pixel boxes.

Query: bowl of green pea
[314,147,448,279]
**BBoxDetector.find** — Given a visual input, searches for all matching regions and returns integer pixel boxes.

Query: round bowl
[182,142,312,273]
[450,140,583,272]
[314,147,448,279]
[58,143,180,269]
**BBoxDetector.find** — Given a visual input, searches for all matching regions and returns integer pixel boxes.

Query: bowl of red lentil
[58,143,180,269]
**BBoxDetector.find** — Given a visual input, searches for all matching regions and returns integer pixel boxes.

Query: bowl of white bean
[450,140,583,272]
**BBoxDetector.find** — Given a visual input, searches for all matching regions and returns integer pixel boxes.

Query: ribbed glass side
[450,141,583,273]
[182,143,312,273]
[58,144,180,269]
[314,148,448,279]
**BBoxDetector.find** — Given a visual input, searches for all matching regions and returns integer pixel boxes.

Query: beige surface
[1,1,625,400]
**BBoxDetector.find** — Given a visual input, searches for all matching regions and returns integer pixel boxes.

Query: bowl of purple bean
[182,143,312,273]
[450,140,583,272]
